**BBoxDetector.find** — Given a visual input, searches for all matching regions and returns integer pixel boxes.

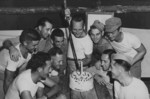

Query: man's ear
[38,25,42,31]
[23,41,27,46]
[37,67,43,73]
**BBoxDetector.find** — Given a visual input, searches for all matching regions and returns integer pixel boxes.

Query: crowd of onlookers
[0,8,149,99]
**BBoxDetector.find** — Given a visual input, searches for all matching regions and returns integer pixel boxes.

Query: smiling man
[110,53,149,99]
[3,29,41,94]
[50,28,68,75]
[67,14,93,72]
[105,17,147,78]
[5,52,51,99]
[89,20,113,65]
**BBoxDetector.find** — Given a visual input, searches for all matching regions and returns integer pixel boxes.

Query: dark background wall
[1,12,150,30]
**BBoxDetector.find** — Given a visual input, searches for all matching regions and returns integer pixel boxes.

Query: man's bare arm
[132,43,146,65]
[21,90,47,99]
[21,91,33,99]
[3,69,15,94]
[43,77,61,98]
[37,87,44,98]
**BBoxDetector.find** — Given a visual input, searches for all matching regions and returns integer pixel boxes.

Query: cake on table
[69,70,94,92]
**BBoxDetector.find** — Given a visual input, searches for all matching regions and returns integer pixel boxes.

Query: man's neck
[19,44,28,59]
[117,72,133,87]
[31,71,41,84]
[95,38,103,45]
[79,31,87,38]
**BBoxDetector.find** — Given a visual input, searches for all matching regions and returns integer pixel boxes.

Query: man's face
[25,41,39,53]
[40,21,53,39]
[53,36,64,48]
[51,54,63,71]
[41,60,52,80]
[106,29,120,41]
[72,21,84,38]
[101,54,110,71]
[90,28,102,44]
[110,60,120,79]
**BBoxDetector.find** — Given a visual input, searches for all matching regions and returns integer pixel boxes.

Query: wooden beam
[1,6,150,14]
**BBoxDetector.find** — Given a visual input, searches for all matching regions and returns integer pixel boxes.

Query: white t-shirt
[110,32,141,58]
[67,34,93,59]
[5,69,44,99]
[114,77,149,99]
[6,44,31,72]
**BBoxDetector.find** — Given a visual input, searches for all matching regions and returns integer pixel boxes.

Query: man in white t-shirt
[104,17,146,78]
[2,29,41,94]
[110,53,149,99]
[5,52,51,99]
[64,9,97,99]
[67,14,93,72]
[2,17,54,62]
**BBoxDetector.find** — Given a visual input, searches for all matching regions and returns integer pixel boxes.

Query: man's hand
[94,74,107,85]
[9,46,20,62]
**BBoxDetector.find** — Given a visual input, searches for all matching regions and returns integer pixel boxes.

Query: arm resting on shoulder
[2,37,20,62]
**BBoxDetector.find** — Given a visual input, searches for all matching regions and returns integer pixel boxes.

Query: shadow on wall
[0,13,63,30]
[115,12,150,29]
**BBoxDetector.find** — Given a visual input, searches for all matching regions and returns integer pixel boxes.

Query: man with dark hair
[5,52,51,99]
[2,29,41,94]
[50,28,67,75]
[45,47,67,99]
[67,14,93,72]
[48,47,63,72]
[89,20,113,65]
[86,49,116,99]
[51,28,64,43]
[2,17,54,62]
[110,53,149,99]
[104,17,146,78]
[65,10,98,99]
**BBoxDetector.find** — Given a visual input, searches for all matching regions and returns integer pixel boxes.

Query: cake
[69,71,94,92]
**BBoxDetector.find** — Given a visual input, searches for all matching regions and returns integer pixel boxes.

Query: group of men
[65,9,148,99]
[0,17,67,99]
[0,8,149,99]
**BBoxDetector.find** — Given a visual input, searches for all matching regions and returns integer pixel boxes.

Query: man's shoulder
[101,37,110,44]
[132,77,145,85]
[123,31,137,38]
[16,70,31,83]
[82,34,92,42]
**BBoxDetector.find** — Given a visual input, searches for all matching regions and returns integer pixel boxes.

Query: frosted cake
[69,71,93,92]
